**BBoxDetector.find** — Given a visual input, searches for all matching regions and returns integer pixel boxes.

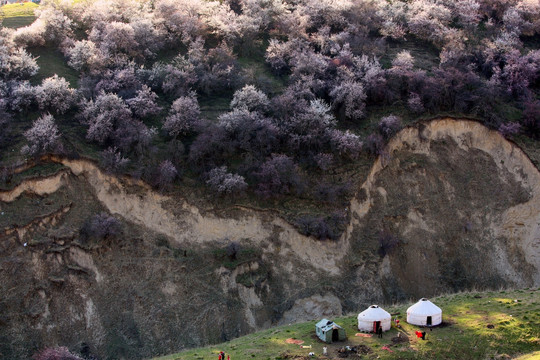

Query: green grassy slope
[154,288,540,360]
[0,2,37,28]
[29,47,79,87]
[0,2,37,17]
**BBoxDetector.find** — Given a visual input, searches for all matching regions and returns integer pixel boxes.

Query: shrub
[99,147,130,174]
[79,92,132,144]
[226,241,240,260]
[265,38,291,74]
[408,92,424,113]
[364,133,385,156]
[0,34,39,80]
[498,122,521,139]
[314,153,334,171]
[295,212,346,240]
[391,51,414,72]
[378,115,402,139]
[188,125,232,167]
[80,212,122,242]
[255,154,303,197]
[155,160,178,190]
[330,129,363,159]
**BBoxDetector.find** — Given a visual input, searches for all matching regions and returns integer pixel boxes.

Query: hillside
[154,288,540,360]
[1,119,540,359]
[1,0,540,359]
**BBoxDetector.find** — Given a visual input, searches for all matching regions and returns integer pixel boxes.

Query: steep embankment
[345,119,540,299]
[0,118,539,359]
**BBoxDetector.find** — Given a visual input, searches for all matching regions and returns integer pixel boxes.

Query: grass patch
[0,2,37,18]
[198,94,232,123]
[237,55,287,96]
[29,46,79,87]
[1,14,35,28]
[153,288,540,360]
[0,2,36,29]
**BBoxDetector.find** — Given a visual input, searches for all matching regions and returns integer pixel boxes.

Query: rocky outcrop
[0,119,539,359]
[278,294,343,326]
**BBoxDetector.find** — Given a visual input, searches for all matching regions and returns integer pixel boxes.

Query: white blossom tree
[36,75,77,114]
[126,85,161,118]
[10,81,37,112]
[329,80,367,119]
[230,85,270,113]
[80,92,132,144]
[163,92,201,137]
[0,28,39,80]
[206,166,247,194]
[22,114,61,156]
[65,40,103,72]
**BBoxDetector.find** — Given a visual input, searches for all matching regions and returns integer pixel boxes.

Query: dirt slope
[0,118,538,359]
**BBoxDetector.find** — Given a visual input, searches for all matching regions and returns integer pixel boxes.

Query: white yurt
[357,305,391,333]
[406,298,442,326]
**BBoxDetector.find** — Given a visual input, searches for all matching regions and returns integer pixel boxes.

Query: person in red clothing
[218,354,222,360]
[227,356,230,360]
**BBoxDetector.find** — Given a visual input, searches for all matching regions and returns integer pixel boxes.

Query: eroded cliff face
[347,119,540,300]
[0,119,538,359]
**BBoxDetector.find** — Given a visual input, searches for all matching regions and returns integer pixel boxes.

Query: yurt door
[332,329,339,342]
[373,321,381,333]
[427,316,432,326]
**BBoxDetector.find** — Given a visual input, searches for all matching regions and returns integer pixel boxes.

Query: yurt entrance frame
[332,329,339,342]
[427,316,432,326]
[373,321,381,333]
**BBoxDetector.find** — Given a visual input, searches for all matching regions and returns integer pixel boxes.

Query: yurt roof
[358,305,391,321]
[407,298,442,316]
[316,319,342,332]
